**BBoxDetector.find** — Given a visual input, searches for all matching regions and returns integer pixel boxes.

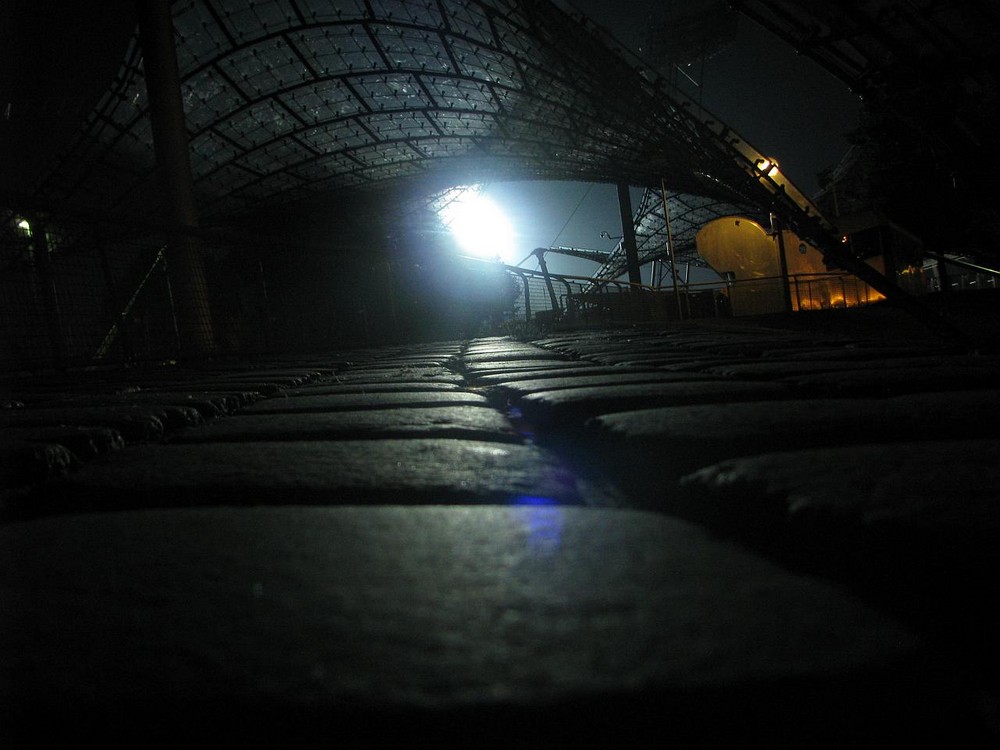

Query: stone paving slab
[18,392,231,421]
[782,365,1000,396]
[464,339,549,352]
[0,425,124,461]
[2,506,971,745]
[168,407,520,444]
[336,361,453,372]
[588,347,731,366]
[530,340,652,357]
[584,391,1000,490]
[704,356,1000,380]
[487,371,730,399]
[126,380,284,397]
[462,361,590,378]
[193,374,317,388]
[656,358,758,373]
[242,391,489,413]
[204,366,329,377]
[469,365,659,386]
[319,361,456,373]
[663,337,838,356]
[676,439,1000,699]
[16,439,579,519]
[680,439,1000,536]
[279,381,464,396]
[0,406,166,442]
[0,395,203,429]
[330,368,464,385]
[368,351,460,362]
[772,346,971,362]
[463,355,580,367]
[535,343,685,360]
[463,351,569,365]
[124,391,248,416]
[517,381,792,427]
[0,441,77,487]
[193,361,345,374]
[582,352,741,367]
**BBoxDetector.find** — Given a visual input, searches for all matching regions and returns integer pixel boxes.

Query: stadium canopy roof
[20,0,830,255]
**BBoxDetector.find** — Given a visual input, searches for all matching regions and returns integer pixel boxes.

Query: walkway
[2,313,998,745]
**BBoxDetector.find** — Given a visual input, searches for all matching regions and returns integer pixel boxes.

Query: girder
[730,0,999,265]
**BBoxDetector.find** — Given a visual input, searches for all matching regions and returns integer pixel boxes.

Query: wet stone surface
[516,380,793,427]
[168,406,521,444]
[241,390,489,413]
[2,321,998,743]
[0,506,964,744]
[17,439,583,518]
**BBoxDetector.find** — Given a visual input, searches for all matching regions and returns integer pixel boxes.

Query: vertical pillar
[617,182,642,287]
[660,182,683,320]
[256,257,272,350]
[771,213,794,313]
[135,0,214,355]
[937,256,952,294]
[31,220,67,367]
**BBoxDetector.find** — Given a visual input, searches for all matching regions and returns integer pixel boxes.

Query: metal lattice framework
[730,0,1000,261]
[729,0,997,105]
[32,0,832,253]
[594,190,761,281]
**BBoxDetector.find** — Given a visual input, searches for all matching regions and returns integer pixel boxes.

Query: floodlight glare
[442,190,514,262]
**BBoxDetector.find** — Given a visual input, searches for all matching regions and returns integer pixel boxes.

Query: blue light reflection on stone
[511,495,564,556]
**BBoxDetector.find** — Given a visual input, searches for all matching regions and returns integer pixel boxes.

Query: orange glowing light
[756,157,780,177]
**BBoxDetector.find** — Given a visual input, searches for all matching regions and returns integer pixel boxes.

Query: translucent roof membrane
[34,0,826,248]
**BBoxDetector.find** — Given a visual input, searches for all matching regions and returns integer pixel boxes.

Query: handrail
[923,251,1000,279]
[503,264,661,294]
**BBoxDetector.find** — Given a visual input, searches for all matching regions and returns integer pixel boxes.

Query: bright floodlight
[442,189,514,261]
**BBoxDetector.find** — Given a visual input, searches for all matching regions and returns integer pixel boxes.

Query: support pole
[135,0,214,356]
[660,181,683,320]
[533,248,560,317]
[31,220,67,367]
[771,212,794,313]
[96,224,134,362]
[616,181,642,287]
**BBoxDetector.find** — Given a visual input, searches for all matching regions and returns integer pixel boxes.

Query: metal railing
[501,264,886,328]
[503,265,723,326]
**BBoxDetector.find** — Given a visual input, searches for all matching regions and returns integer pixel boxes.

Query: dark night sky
[568,0,863,194]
